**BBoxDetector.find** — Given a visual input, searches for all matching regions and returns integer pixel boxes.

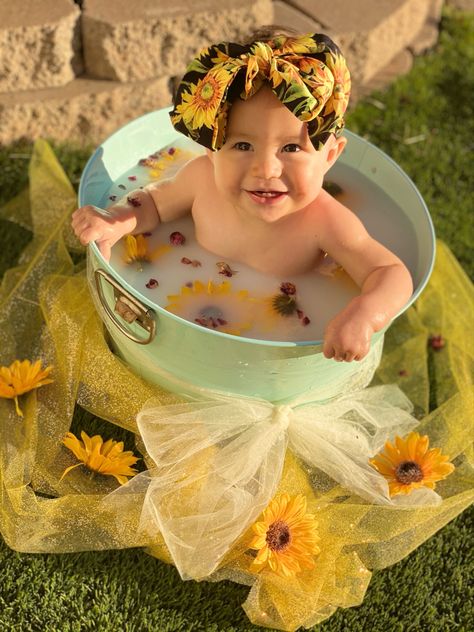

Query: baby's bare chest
[191,197,324,276]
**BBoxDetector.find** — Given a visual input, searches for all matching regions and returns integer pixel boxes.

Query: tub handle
[94,268,156,345]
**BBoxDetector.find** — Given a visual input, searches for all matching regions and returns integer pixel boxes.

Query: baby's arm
[318,196,413,361]
[71,156,205,261]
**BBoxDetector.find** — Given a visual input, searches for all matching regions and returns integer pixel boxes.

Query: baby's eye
[282,143,301,153]
[233,142,252,151]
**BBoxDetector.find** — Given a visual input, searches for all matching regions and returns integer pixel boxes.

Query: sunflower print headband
[170,33,351,151]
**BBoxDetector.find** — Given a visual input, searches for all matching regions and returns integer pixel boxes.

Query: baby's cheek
[296,164,322,190]
[294,177,322,204]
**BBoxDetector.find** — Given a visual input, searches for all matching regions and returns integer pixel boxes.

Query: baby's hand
[323,298,377,362]
[71,203,137,262]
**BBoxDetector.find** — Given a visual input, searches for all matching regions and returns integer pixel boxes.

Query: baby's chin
[243,200,300,224]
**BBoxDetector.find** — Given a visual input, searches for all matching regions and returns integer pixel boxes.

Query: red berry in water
[146,278,159,289]
[170,231,185,245]
[181,257,192,264]
[280,282,296,295]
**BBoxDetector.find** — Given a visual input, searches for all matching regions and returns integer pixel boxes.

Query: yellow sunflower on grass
[249,493,320,578]
[166,280,259,336]
[370,431,455,497]
[61,430,139,485]
[0,359,53,417]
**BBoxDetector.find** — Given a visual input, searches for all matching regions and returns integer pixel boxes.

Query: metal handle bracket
[94,268,156,345]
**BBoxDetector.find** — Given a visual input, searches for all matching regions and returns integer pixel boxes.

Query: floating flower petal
[170,231,186,245]
[122,234,171,267]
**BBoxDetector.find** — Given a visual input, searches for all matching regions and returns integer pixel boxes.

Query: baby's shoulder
[308,189,368,245]
[182,154,212,182]
[308,189,354,223]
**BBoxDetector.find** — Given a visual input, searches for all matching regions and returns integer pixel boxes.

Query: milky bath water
[104,143,416,343]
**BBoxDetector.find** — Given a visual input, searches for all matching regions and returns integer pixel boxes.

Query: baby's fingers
[322,340,336,360]
[95,240,111,262]
[76,225,109,246]
[323,335,369,362]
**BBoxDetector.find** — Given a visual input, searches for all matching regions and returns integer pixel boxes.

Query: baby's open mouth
[246,190,288,204]
[250,190,286,198]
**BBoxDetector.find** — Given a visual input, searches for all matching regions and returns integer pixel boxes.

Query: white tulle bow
[135,384,438,580]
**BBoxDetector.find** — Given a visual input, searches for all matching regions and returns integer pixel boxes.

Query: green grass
[0,10,473,631]
[346,8,474,278]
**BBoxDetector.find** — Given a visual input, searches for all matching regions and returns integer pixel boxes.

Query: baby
[72,31,413,362]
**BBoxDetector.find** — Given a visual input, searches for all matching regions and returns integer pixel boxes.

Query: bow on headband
[170,33,351,151]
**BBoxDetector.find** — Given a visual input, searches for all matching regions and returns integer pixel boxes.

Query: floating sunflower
[61,430,139,485]
[0,359,53,417]
[249,493,320,577]
[166,280,261,336]
[271,293,298,317]
[122,234,171,269]
[370,431,455,497]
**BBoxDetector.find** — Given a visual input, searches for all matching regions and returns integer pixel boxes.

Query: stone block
[82,0,274,82]
[0,76,172,145]
[409,0,443,54]
[351,48,414,103]
[0,0,82,93]
[273,1,322,32]
[285,0,434,83]
[445,0,474,9]
[409,23,440,55]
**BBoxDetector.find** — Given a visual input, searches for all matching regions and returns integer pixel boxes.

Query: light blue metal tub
[79,108,435,403]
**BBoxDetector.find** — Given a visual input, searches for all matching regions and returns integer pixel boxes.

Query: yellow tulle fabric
[0,140,472,631]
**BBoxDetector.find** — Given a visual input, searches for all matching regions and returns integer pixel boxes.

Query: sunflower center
[266,520,291,551]
[198,80,216,102]
[199,305,224,320]
[195,305,227,329]
[395,460,424,484]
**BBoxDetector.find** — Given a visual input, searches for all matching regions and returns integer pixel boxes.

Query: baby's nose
[251,152,282,179]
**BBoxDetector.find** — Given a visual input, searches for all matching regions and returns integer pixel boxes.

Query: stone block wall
[0,0,446,145]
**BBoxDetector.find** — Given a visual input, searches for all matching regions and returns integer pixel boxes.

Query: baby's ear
[326,135,347,168]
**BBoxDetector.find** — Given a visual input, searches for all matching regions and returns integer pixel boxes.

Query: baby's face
[206,87,345,224]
